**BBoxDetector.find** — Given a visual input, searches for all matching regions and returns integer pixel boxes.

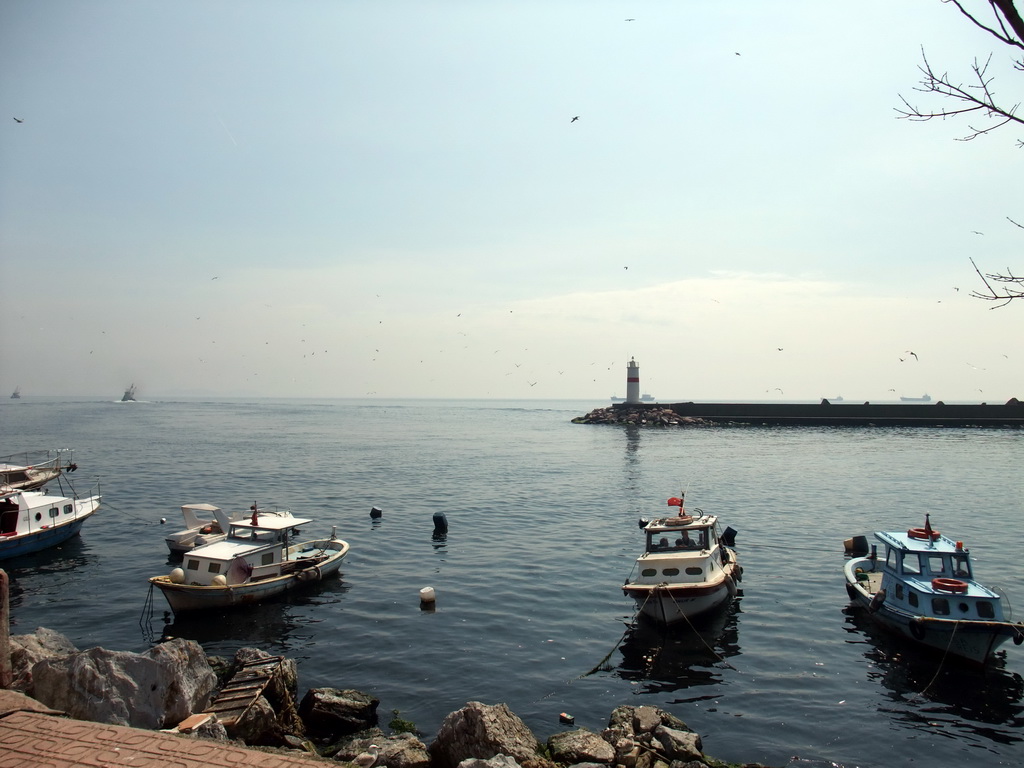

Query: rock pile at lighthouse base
[572,407,707,427]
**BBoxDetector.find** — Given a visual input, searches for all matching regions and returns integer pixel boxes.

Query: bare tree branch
[970,257,1024,307]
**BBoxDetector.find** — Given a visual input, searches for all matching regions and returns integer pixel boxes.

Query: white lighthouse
[625,357,641,404]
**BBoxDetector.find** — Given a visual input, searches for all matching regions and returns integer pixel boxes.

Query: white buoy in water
[419,586,436,603]
[160,517,166,524]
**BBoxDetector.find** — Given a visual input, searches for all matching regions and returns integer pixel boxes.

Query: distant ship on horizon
[10,386,20,399]
[121,383,137,402]
[611,393,656,403]
[900,394,932,402]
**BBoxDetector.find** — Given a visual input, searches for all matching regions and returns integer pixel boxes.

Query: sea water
[2,397,1022,768]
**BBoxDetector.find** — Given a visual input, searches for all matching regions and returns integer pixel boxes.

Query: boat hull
[624,563,740,626]
[844,557,1023,663]
[0,499,100,560]
[150,539,349,612]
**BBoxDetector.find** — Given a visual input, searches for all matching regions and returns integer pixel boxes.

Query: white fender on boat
[169,568,185,584]
[212,574,227,586]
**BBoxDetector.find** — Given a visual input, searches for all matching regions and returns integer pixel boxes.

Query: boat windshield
[647,527,709,552]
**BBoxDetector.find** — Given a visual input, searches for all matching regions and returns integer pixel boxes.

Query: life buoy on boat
[932,577,968,593]
[907,527,940,540]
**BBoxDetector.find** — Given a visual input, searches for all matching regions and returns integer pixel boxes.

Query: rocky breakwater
[572,406,706,427]
[5,626,772,767]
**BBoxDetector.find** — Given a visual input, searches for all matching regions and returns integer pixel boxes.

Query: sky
[1,1,1021,401]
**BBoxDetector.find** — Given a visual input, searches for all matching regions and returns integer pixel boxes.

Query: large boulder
[547,729,616,765]
[333,732,431,768]
[8,627,79,693]
[602,706,701,768]
[30,638,215,729]
[298,687,380,742]
[429,702,543,768]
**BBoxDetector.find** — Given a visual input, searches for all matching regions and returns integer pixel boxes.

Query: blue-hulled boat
[844,515,1024,663]
[0,484,101,560]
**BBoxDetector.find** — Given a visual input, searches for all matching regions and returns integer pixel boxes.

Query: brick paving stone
[0,711,329,768]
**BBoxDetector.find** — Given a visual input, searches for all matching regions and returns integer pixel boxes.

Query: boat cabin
[0,491,78,537]
[644,515,717,554]
[177,514,311,587]
[874,529,1004,621]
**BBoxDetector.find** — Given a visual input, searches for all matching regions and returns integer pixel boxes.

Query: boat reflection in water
[842,606,1024,744]
[614,598,743,694]
[150,577,351,651]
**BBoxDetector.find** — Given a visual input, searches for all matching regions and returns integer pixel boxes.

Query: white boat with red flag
[623,494,740,626]
[844,514,1024,664]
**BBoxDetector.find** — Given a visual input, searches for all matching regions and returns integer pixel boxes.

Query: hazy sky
[2,1,1020,401]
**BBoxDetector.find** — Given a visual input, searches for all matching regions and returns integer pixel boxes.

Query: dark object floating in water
[370,506,383,519]
[432,512,448,535]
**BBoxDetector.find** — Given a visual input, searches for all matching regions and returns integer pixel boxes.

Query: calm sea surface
[2,398,1022,768]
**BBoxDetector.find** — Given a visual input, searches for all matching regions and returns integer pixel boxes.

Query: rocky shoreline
[5,627,774,768]
[571,406,708,427]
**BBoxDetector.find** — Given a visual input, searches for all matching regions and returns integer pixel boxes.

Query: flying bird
[13,117,24,123]
[570,116,579,122]
[625,18,635,21]
[971,230,984,235]
[905,350,918,361]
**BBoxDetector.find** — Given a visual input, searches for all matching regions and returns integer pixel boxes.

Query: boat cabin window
[649,529,707,551]
[925,555,947,575]
[895,584,904,600]
[63,504,72,514]
[207,562,221,574]
[953,554,971,579]
[908,591,919,608]
[261,552,275,566]
[663,568,680,576]
[186,559,199,571]
[932,597,950,616]
[901,553,922,576]
[686,567,703,576]
[48,507,59,519]
[977,601,995,619]
[641,568,657,577]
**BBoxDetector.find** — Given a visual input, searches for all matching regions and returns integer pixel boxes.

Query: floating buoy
[419,586,436,603]
[559,712,575,725]
[370,506,383,519]
[160,517,166,524]
[432,512,448,535]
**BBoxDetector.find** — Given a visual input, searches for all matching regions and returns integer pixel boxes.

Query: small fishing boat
[844,515,1024,663]
[149,507,349,613]
[0,483,101,560]
[122,384,137,402]
[164,502,293,554]
[10,386,21,399]
[0,449,79,492]
[623,496,740,625]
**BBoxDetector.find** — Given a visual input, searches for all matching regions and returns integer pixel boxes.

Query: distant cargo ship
[611,393,656,402]
[900,394,932,402]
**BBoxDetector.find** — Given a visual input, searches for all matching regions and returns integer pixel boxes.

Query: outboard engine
[638,517,649,529]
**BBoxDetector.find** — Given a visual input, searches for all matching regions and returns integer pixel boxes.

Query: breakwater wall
[573,398,1024,427]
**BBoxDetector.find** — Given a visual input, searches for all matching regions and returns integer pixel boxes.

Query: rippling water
[2,398,1023,768]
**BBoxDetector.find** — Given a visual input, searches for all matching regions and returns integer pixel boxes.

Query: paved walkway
[0,690,329,768]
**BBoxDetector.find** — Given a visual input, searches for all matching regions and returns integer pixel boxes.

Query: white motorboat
[163,502,293,554]
[844,515,1024,664]
[0,449,78,492]
[623,496,740,626]
[149,507,349,613]
[0,482,101,560]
